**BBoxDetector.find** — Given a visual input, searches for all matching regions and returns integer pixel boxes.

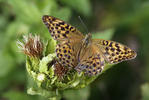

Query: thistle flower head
[17,34,113,99]
[17,34,43,58]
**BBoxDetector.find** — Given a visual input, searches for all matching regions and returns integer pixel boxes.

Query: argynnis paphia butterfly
[42,15,137,76]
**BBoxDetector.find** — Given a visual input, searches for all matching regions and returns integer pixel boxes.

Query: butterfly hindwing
[42,15,84,41]
[75,44,105,76]
[75,54,105,76]
[93,39,137,64]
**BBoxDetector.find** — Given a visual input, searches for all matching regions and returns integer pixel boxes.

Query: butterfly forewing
[42,15,84,41]
[93,39,137,64]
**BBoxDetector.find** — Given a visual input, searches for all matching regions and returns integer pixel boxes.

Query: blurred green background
[0,0,149,100]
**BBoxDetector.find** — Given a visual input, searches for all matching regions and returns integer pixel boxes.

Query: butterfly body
[42,15,137,76]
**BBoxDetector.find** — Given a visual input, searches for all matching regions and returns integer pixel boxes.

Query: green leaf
[2,90,35,100]
[7,0,41,24]
[92,28,115,40]
[51,7,72,21]
[61,0,92,16]
[0,52,15,77]
[36,0,58,14]
[141,83,149,100]
[63,86,90,100]
[0,66,26,91]
[45,39,56,56]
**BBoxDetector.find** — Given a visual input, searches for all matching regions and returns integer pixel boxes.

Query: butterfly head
[82,33,92,47]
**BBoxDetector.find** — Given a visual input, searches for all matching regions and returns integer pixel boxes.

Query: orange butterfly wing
[42,15,84,41]
[42,15,84,69]
[75,43,105,76]
[92,39,137,64]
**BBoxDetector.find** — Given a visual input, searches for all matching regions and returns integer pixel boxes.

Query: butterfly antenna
[78,16,89,34]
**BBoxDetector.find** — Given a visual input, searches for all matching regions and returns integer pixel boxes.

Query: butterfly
[42,15,137,76]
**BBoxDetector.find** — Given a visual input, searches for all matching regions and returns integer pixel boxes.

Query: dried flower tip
[54,61,68,80]
[17,34,43,58]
